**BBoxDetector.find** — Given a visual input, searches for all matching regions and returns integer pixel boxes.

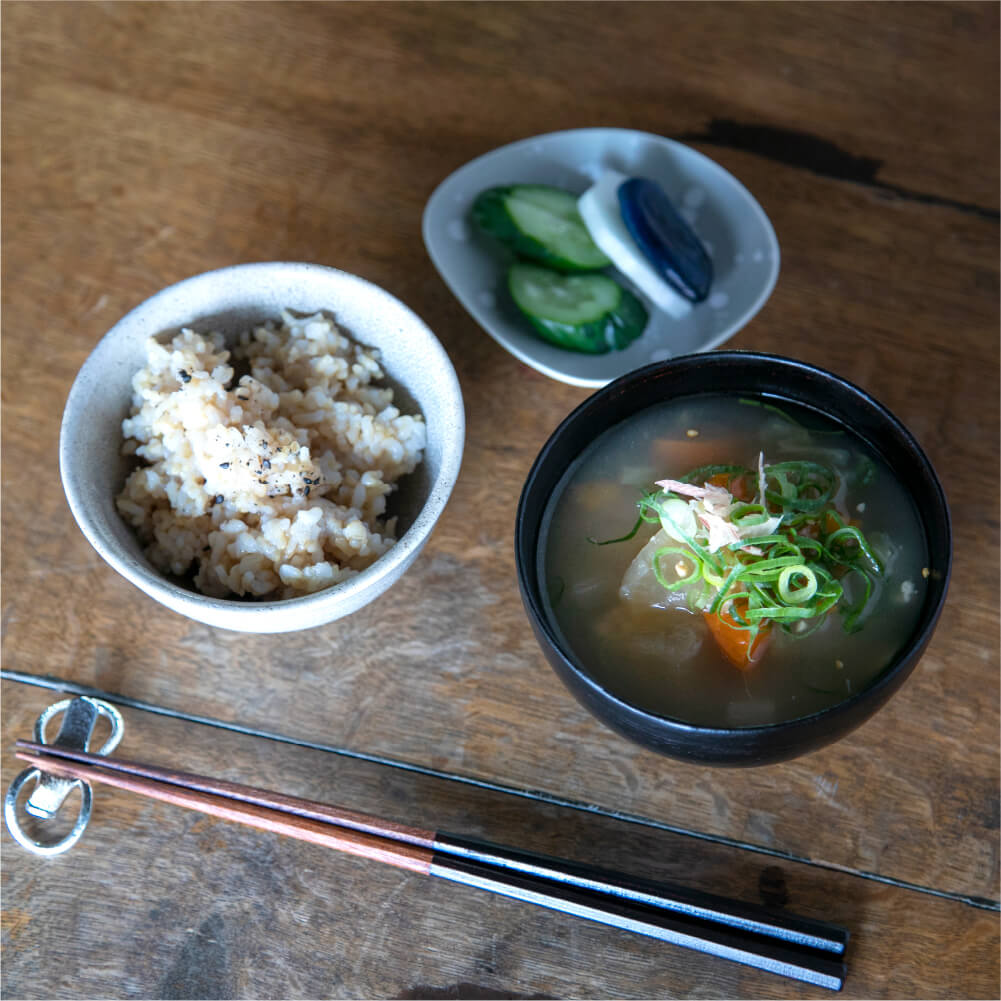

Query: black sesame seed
[219,462,230,469]
[178,369,191,383]
[262,459,271,470]
[211,494,224,505]
[304,486,310,497]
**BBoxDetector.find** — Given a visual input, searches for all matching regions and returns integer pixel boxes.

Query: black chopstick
[433,854,846,990]
[434,831,846,955]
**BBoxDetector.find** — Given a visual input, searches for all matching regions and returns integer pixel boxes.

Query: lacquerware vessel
[515,351,951,765]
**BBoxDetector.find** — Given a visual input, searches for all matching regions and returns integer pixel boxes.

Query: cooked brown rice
[116,310,426,599]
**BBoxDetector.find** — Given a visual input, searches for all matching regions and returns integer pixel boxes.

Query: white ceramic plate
[422,128,780,388]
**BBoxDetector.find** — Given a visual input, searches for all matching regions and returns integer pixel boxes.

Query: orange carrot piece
[824,510,843,534]
[731,475,754,503]
[707,471,753,501]
[703,603,771,671]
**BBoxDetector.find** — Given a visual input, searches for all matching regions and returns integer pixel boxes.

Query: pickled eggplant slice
[578,169,693,318]
[507,262,648,354]
[618,177,713,302]
[471,185,612,273]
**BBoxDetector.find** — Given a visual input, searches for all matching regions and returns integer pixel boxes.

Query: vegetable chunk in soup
[540,396,928,728]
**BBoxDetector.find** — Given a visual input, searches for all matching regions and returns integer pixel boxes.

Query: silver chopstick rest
[4,697,124,856]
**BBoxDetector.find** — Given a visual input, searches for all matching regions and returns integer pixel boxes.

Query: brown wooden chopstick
[13,741,848,989]
[15,746,432,873]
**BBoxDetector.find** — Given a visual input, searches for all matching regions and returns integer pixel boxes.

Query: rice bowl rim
[59,261,465,634]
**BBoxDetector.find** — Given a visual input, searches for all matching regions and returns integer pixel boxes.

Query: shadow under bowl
[515,351,951,765]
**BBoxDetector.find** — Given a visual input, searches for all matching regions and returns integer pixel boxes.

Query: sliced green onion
[679,463,750,485]
[595,453,885,647]
[839,567,874,632]
[744,604,821,622]
[701,561,727,588]
[777,565,817,604]
[658,496,698,543]
[764,461,837,512]
[651,546,701,591]
[786,534,825,558]
[708,563,746,616]
[729,533,787,549]
[737,400,848,438]
[738,555,807,578]
[587,515,644,546]
[781,615,830,638]
[730,503,769,528]
[826,525,884,574]
[637,492,666,524]
[686,578,715,613]
[856,455,877,486]
[738,397,805,427]
[767,470,798,503]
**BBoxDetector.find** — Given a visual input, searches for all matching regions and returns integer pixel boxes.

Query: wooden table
[3,3,998,997]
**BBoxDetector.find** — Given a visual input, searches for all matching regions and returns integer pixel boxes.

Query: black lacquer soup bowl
[515,352,951,766]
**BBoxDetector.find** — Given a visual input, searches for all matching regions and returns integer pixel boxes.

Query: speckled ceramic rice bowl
[60,262,465,633]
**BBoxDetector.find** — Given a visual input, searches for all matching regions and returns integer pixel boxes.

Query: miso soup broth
[540,395,929,728]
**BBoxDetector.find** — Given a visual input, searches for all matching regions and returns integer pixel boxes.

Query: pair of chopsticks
[14,740,847,990]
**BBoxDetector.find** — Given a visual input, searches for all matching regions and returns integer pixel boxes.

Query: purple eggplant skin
[617,178,713,303]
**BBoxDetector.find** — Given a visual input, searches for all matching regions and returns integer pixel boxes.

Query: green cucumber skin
[507,267,649,355]
[524,315,612,354]
[471,186,610,273]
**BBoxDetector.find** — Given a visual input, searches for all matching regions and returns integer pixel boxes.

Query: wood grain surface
[2,2,998,999]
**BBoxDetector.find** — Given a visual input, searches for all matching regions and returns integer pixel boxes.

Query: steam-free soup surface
[541,396,928,727]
